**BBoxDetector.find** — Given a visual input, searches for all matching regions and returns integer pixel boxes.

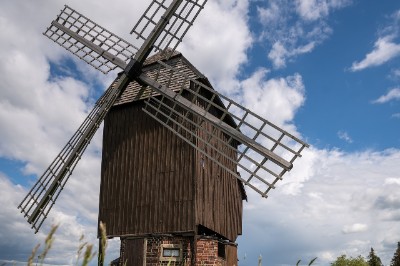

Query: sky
[0,0,399,265]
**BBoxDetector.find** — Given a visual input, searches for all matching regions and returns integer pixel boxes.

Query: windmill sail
[139,61,309,197]
[44,5,138,73]
[19,0,209,233]
[131,0,207,57]
[18,79,125,232]
[19,0,308,234]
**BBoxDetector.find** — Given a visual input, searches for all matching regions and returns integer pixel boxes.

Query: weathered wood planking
[98,51,245,241]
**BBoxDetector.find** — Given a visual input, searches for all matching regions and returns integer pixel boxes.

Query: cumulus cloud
[240,148,400,265]
[0,0,144,263]
[390,69,400,79]
[240,69,305,128]
[2,1,400,266]
[268,41,316,69]
[384,178,400,185]
[350,9,400,72]
[338,130,353,143]
[342,223,368,234]
[351,36,400,71]
[372,88,400,104]
[0,0,252,264]
[257,0,345,68]
[180,0,252,93]
[295,0,351,21]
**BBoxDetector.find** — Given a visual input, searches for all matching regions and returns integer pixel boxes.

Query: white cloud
[342,223,368,234]
[338,130,353,143]
[1,1,400,266]
[390,69,400,79]
[257,0,343,69]
[268,42,288,69]
[351,35,400,71]
[240,69,305,129]
[0,0,252,264]
[295,0,351,21]
[372,88,400,104]
[296,0,329,21]
[240,148,400,265]
[257,2,281,25]
[180,0,252,94]
[0,0,145,264]
[268,41,316,68]
[392,113,400,118]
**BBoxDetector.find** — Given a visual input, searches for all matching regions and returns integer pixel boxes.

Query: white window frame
[159,244,183,262]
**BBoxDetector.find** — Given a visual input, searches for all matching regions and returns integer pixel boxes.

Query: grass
[25,224,316,266]
[27,224,100,266]
[296,257,318,266]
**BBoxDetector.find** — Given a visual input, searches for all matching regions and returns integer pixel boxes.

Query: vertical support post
[191,235,196,266]
[133,0,184,63]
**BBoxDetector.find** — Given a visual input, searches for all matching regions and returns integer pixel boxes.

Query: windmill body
[18,1,309,265]
[100,51,245,265]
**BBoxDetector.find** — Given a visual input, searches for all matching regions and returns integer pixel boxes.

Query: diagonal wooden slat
[44,5,137,73]
[138,61,309,197]
[19,0,204,233]
[131,0,207,58]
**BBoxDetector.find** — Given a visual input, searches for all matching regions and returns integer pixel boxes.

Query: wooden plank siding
[120,238,145,266]
[99,102,196,236]
[98,51,244,241]
[194,96,243,241]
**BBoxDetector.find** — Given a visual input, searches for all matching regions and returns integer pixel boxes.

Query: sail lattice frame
[131,0,207,57]
[44,5,138,73]
[18,81,123,232]
[141,61,309,197]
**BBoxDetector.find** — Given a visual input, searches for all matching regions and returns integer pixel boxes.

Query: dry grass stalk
[27,244,40,266]
[99,221,107,265]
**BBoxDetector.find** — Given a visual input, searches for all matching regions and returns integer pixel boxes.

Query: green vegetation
[22,227,400,266]
[331,254,368,266]
[367,248,383,266]
[296,257,317,265]
[391,242,400,266]
[27,224,101,266]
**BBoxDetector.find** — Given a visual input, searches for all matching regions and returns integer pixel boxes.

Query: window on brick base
[160,244,183,262]
[217,242,226,259]
[163,248,180,257]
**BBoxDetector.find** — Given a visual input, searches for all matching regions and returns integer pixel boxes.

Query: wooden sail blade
[44,5,137,73]
[20,0,207,233]
[138,62,309,197]
[17,75,131,233]
[143,94,275,196]
[131,0,207,58]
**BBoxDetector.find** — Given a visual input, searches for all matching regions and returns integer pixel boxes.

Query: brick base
[120,235,237,266]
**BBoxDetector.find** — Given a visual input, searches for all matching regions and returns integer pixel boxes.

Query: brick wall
[196,238,224,265]
[120,235,237,266]
[145,236,192,266]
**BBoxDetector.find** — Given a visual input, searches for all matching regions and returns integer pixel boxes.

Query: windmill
[18,0,309,265]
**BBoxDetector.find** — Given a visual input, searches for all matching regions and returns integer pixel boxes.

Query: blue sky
[245,0,400,152]
[0,0,400,265]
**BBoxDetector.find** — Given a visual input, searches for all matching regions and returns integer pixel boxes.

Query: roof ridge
[144,48,181,65]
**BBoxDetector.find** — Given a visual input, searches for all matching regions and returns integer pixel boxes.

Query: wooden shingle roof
[114,50,205,106]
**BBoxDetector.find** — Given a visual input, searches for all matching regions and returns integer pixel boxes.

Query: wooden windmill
[18,1,309,265]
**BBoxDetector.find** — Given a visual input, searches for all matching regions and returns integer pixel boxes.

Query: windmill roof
[112,49,238,129]
[114,49,204,105]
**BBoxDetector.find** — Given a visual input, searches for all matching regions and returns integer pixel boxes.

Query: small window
[160,244,183,262]
[163,248,180,258]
